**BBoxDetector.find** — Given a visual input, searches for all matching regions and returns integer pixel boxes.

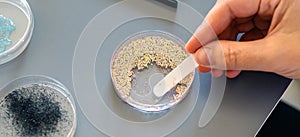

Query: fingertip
[211,69,224,77]
[185,36,202,53]
[197,66,211,73]
[194,47,210,66]
[226,70,241,78]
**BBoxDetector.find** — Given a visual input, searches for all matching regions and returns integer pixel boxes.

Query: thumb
[194,39,271,71]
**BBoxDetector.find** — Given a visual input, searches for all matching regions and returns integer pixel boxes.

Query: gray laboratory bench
[0,0,291,137]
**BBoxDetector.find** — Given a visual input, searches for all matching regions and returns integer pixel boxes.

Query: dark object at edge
[155,0,178,8]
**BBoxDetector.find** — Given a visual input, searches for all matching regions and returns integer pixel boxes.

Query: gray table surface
[0,0,291,137]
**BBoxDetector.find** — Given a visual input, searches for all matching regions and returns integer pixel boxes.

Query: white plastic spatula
[153,53,225,128]
[153,55,198,98]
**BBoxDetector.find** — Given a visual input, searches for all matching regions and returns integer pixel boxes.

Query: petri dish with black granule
[0,75,76,137]
[110,30,195,112]
[0,0,34,65]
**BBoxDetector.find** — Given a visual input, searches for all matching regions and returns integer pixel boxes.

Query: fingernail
[185,36,202,53]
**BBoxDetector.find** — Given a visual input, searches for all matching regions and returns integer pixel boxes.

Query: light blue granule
[0,15,16,53]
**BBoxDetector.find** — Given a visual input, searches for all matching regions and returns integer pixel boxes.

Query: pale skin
[186,0,300,79]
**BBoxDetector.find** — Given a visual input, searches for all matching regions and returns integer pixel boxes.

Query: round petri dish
[110,30,195,112]
[0,0,34,65]
[0,75,76,137]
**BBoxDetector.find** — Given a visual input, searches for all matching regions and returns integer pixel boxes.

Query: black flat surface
[257,101,300,137]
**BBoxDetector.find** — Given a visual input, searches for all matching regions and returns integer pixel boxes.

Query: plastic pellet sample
[0,84,75,137]
[0,15,15,52]
[110,31,194,112]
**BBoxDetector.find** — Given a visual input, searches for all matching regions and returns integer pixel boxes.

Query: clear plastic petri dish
[0,75,77,137]
[110,30,195,112]
[0,0,34,65]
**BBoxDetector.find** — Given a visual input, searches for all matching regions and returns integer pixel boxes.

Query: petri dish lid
[0,0,34,65]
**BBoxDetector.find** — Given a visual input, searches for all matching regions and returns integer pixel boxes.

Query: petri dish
[110,30,195,112]
[0,0,34,65]
[0,75,77,137]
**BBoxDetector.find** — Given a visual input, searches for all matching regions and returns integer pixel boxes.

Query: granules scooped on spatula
[0,84,75,137]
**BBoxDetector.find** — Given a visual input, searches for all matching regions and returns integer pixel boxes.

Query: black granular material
[5,89,62,136]
[0,84,74,137]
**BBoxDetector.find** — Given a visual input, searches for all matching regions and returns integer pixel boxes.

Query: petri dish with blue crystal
[0,0,34,65]
[110,30,195,112]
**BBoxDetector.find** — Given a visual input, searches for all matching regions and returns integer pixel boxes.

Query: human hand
[186,0,300,79]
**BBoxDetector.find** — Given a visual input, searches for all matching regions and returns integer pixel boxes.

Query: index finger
[186,0,260,53]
